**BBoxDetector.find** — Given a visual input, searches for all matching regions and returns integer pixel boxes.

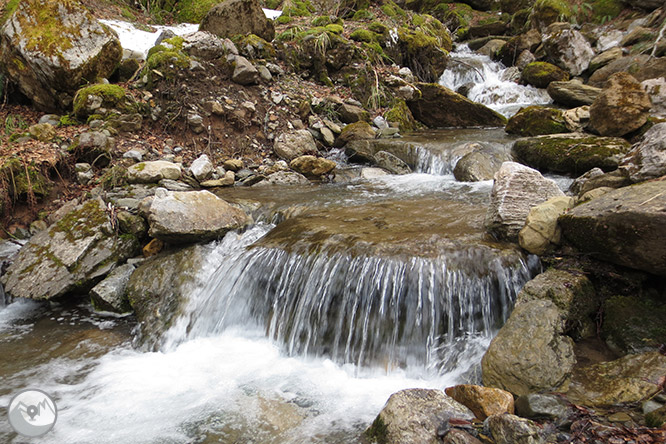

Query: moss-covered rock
[521,61,569,89]
[235,34,276,59]
[385,26,451,82]
[174,0,218,23]
[0,157,50,201]
[506,106,570,137]
[530,0,571,30]
[142,37,190,87]
[512,133,631,175]
[73,84,136,118]
[384,99,420,133]
[602,294,666,354]
[496,29,541,66]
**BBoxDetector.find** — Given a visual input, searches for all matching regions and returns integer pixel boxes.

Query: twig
[639,191,664,206]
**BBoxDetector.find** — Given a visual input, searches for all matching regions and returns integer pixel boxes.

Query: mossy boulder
[387,26,451,82]
[235,34,276,60]
[512,133,631,175]
[521,62,569,89]
[407,83,507,128]
[506,106,570,137]
[336,121,376,147]
[0,0,122,111]
[0,198,139,300]
[174,0,218,23]
[142,37,190,87]
[199,0,275,42]
[384,99,419,133]
[73,84,136,119]
[530,0,571,30]
[602,294,666,354]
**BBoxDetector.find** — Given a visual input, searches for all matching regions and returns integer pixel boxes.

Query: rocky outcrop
[365,389,474,444]
[505,106,569,137]
[589,72,652,137]
[547,80,602,107]
[1,199,139,300]
[518,196,574,255]
[143,189,249,245]
[482,299,575,396]
[512,133,632,175]
[542,27,595,76]
[520,62,569,89]
[485,162,564,242]
[128,161,182,184]
[274,129,318,161]
[559,180,666,276]
[199,0,275,42]
[620,122,666,183]
[444,385,514,420]
[0,0,122,111]
[408,83,507,128]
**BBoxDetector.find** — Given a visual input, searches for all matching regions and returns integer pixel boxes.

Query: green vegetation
[350,29,377,43]
[384,100,419,133]
[532,0,571,27]
[0,0,19,25]
[174,0,218,23]
[73,84,129,117]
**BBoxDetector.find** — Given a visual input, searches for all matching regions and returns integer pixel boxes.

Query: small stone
[188,113,205,134]
[123,149,143,162]
[223,159,244,171]
[189,154,214,181]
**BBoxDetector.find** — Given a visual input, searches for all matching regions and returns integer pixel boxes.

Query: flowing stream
[0,40,562,443]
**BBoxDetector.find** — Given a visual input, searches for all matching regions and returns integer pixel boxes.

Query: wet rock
[516,50,536,70]
[518,196,574,255]
[408,83,507,128]
[145,190,250,244]
[542,27,595,76]
[374,151,411,175]
[0,0,122,111]
[515,394,568,420]
[620,122,666,183]
[274,129,318,161]
[571,168,629,196]
[512,133,632,175]
[360,167,390,179]
[338,103,370,124]
[289,155,336,178]
[445,385,514,420]
[365,388,474,444]
[128,161,182,184]
[482,300,575,396]
[602,293,666,354]
[567,352,666,407]
[484,413,545,444]
[189,154,214,182]
[589,72,652,137]
[560,180,666,276]
[453,148,510,182]
[520,62,569,89]
[90,263,135,313]
[547,80,602,107]
[231,55,259,85]
[199,0,275,42]
[485,162,564,242]
[505,106,569,136]
[1,199,139,300]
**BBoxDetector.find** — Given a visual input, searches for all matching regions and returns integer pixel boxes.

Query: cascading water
[439,45,552,117]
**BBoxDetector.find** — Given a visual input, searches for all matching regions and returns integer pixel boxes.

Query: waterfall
[163,228,539,375]
[439,45,552,117]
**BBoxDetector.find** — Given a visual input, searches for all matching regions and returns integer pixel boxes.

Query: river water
[1,45,563,443]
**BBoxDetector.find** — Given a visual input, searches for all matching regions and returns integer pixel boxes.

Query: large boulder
[407,83,507,128]
[512,133,632,175]
[482,300,576,396]
[0,0,122,111]
[559,180,666,276]
[274,129,318,161]
[505,106,569,137]
[518,196,574,255]
[199,0,275,42]
[365,389,474,444]
[547,80,602,107]
[453,148,511,182]
[620,122,666,183]
[145,189,250,244]
[485,162,564,242]
[520,62,569,89]
[542,27,595,77]
[567,352,666,407]
[589,72,652,137]
[0,199,139,300]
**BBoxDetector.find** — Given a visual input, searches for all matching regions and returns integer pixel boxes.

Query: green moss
[58,115,79,127]
[175,0,218,23]
[364,415,388,444]
[521,61,569,88]
[352,9,374,20]
[312,15,333,26]
[532,0,571,27]
[325,24,344,35]
[73,84,130,118]
[591,0,622,23]
[0,0,19,25]
[350,29,377,43]
[368,21,389,35]
[235,34,276,59]
[52,200,108,242]
[505,106,569,136]
[282,0,315,17]
[276,15,292,24]
[384,99,419,133]
[1,157,50,200]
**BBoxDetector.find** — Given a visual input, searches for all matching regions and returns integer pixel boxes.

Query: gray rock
[38,114,60,126]
[146,190,250,244]
[543,27,595,76]
[338,103,369,124]
[75,131,114,166]
[187,113,205,133]
[620,122,666,183]
[373,116,389,130]
[484,413,545,444]
[90,263,135,313]
[253,171,310,186]
[199,0,275,42]
[482,300,575,396]
[366,389,474,444]
[274,129,318,161]
[360,167,390,179]
[559,180,666,276]
[518,196,574,255]
[485,162,564,242]
[181,31,227,60]
[0,0,121,111]
[515,394,568,420]
[0,199,139,300]
[258,65,272,82]
[189,154,214,182]
[478,39,507,58]
[128,161,181,184]
[231,55,259,85]
[547,80,602,107]
[76,163,94,185]
[374,151,411,175]
[454,148,510,182]
[123,149,143,162]
[319,126,335,146]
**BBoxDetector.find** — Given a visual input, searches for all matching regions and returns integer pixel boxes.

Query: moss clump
[73,84,131,118]
[143,37,190,86]
[437,3,475,32]
[505,106,570,136]
[350,29,377,43]
[591,0,622,23]
[99,165,129,190]
[51,199,108,242]
[175,0,218,23]
[0,0,19,25]
[325,24,344,35]
[312,15,333,26]
[353,9,374,20]
[385,100,419,133]
[281,0,315,18]
[235,34,276,59]
[59,115,79,126]
[12,0,81,58]
[368,21,389,35]
[521,61,569,89]
[380,1,407,18]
